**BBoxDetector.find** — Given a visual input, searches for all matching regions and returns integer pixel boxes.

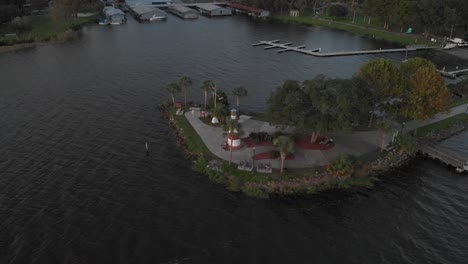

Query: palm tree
[179,76,193,106]
[231,86,248,114]
[223,119,242,164]
[166,82,181,106]
[201,80,213,109]
[273,135,295,173]
[211,103,229,124]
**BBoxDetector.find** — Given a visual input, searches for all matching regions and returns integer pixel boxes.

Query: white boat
[442,43,458,49]
[98,18,109,25]
[449,38,468,47]
[149,14,166,21]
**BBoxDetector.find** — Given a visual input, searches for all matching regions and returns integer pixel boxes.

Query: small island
[161,58,468,199]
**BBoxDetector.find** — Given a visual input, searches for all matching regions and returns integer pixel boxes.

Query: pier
[252,40,437,57]
[419,141,468,173]
[438,68,468,78]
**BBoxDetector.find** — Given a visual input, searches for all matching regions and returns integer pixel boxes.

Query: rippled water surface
[0,15,467,264]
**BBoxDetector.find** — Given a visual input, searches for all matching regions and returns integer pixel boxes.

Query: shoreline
[271,15,434,46]
[0,16,98,55]
[160,102,468,199]
[0,43,37,54]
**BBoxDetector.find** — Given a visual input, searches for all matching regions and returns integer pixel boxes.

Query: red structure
[227,3,270,17]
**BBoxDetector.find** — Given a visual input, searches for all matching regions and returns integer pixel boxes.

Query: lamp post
[400,122,406,135]
[252,147,256,169]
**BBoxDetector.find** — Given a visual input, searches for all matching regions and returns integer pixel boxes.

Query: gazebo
[290,9,299,17]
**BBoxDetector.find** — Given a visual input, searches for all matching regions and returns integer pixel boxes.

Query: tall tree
[166,82,180,106]
[211,102,229,124]
[401,67,451,121]
[231,86,248,113]
[179,76,192,107]
[273,135,295,173]
[51,0,83,19]
[303,75,337,141]
[410,0,456,36]
[358,58,403,127]
[200,80,212,109]
[400,57,436,80]
[266,80,310,134]
[392,0,410,32]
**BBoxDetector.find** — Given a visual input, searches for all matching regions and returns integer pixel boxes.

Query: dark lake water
[0,15,467,264]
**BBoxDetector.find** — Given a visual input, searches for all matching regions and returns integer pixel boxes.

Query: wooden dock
[437,68,468,78]
[419,141,467,173]
[252,40,438,57]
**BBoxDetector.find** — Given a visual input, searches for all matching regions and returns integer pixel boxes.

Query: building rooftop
[197,3,223,11]
[103,7,125,16]
[132,6,153,15]
[170,5,197,13]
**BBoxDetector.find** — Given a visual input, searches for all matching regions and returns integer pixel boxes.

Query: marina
[252,40,438,57]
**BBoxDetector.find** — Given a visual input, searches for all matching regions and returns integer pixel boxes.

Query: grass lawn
[0,15,98,46]
[168,107,213,159]
[28,16,95,40]
[273,15,432,46]
[449,98,468,108]
[414,114,468,137]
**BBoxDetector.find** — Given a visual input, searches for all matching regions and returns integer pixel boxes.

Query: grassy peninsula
[160,58,467,199]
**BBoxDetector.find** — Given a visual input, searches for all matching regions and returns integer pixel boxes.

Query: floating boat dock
[252,40,438,57]
[438,68,468,78]
[419,141,468,173]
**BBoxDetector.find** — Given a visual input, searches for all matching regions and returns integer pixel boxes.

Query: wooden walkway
[252,40,438,57]
[438,68,468,78]
[419,141,467,172]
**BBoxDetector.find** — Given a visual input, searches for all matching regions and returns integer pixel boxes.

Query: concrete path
[184,104,468,169]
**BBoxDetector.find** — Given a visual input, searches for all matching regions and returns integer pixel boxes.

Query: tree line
[0,0,102,23]
[239,0,468,36]
[265,57,451,144]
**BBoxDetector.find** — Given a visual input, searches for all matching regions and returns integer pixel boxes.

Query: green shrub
[193,156,208,172]
[328,3,348,17]
[226,176,241,192]
[270,150,280,159]
[327,155,355,180]
[249,132,272,143]
[241,183,269,199]
[55,29,76,42]
[207,171,225,184]
[394,135,417,155]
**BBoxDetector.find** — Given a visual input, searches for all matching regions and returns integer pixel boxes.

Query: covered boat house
[132,6,166,21]
[169,6,198,19]
[103,7,126,24]
[197,3,231,17]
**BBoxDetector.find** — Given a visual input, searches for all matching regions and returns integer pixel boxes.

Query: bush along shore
[158,103,459,199]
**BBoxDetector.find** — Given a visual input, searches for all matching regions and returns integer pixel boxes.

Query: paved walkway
[184,104,468,169]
